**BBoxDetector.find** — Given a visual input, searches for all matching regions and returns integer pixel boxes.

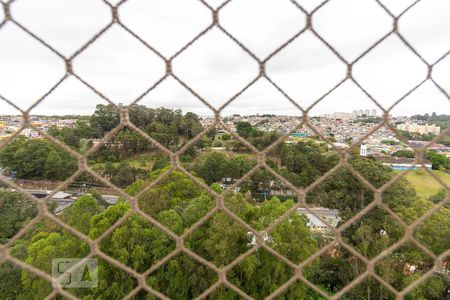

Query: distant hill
[412,113,450,129]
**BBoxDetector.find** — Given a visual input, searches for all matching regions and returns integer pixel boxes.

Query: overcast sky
[0,0,449,117]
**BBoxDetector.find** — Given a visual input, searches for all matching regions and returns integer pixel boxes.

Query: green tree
[227,155,255,180]
[88,188,109,207]
[111,161,137,187]
[392,150,415,158]
[90,104,120,138]
[307,254,357,295]
[18,230,89,299]
[152,155,170,171]
[426,150,448,170]
[221,133,231,141]
[94,213,175,273]
[134,170,205,219]
[414,208,450,255]
[0,138,77,180]
[0,191,37,244]
[62,194,101,234]
[43,150,62,180]
[193,152,228,185]
[0,263,23,300]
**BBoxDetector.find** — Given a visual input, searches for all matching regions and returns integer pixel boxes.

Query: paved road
[4,188,119,208]
[298,207,339,218]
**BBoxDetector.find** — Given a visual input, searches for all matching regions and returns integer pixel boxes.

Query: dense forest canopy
[0,106,448,299]
[1,154,448,299]
[47,104,204,152]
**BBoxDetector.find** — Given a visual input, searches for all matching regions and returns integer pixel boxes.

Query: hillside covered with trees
[1,149,448,299]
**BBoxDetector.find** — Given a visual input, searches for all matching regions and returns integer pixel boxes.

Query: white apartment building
[352,109,377,117]
[322,112,353,120]
[21,128,40,139]
[396,123,441,135]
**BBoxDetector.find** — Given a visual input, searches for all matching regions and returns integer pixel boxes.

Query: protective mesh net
[0,0,449,299]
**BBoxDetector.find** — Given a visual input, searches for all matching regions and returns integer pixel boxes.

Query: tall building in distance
[322,112,353,120]
[325,109,378,120]
[351,109,377,118]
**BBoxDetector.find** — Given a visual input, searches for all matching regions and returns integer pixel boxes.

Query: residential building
[373,156,432,171]
[397,123,441,135]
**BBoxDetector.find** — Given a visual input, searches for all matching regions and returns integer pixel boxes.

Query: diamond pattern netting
[0,0,449,299]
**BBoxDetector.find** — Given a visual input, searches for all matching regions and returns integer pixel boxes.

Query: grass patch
[401,170,450,200]
[90,153,158,171]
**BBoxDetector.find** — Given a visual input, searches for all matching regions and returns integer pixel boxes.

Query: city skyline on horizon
[0,107,446,118]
